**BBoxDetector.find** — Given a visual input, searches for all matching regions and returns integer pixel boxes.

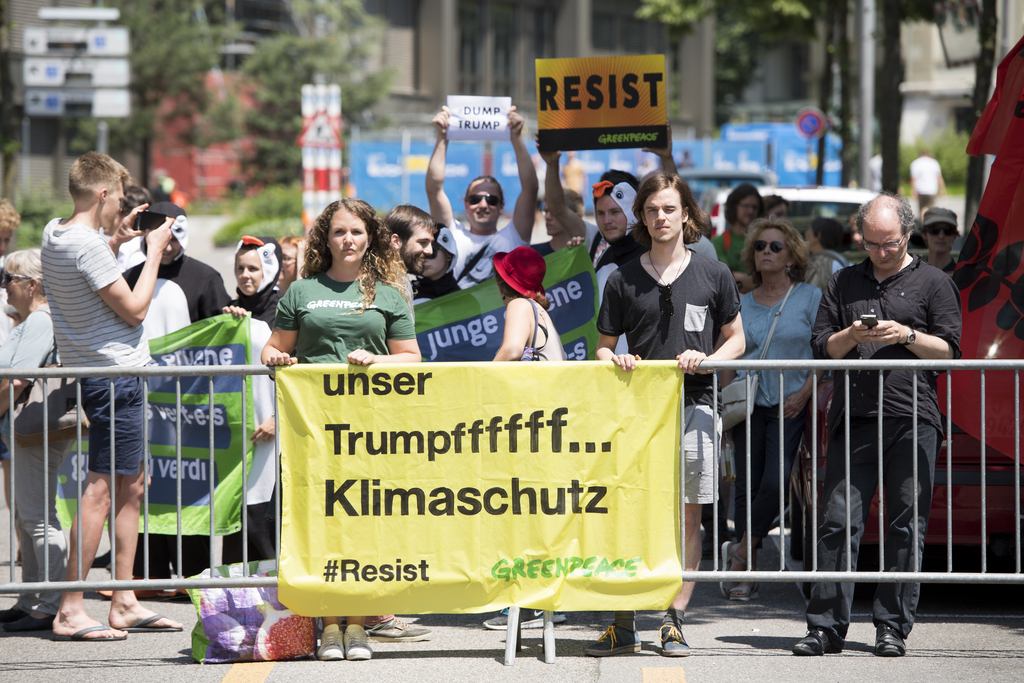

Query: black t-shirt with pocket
[598,251,741,405]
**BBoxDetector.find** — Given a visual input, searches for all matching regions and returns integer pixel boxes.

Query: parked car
[704,186,877,240]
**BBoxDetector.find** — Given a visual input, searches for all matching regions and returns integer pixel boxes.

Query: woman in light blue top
[720,219,821,601]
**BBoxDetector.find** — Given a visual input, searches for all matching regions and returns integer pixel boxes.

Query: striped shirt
[41,219,149,368]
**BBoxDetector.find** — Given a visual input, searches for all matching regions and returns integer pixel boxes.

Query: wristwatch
[902,328,917,345]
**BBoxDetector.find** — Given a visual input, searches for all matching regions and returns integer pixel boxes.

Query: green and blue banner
[57,315,256,535]
[415,245,598,362]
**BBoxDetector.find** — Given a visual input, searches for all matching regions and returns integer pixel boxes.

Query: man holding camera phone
[794,193,961,658]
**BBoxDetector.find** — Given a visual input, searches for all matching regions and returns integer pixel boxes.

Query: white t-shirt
[41,219,150,368]
[910,156,943,195]
[451,218,528,289]
[247,317,277,505]
[141,279,192,341]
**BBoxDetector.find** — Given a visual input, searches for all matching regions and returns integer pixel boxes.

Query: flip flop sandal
[729,583,759,601]
[124,614,183,632]
[52,625,127,641]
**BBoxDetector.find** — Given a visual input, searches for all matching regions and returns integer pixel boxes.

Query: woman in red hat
[492,246,566,361]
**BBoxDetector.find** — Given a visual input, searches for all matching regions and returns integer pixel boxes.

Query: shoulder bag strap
[758,284,795,359]
[457,245,490,283]
[529,299,541,351]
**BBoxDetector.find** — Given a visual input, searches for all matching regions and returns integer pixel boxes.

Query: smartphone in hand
[134,210,167,232]
[859,314,878,329]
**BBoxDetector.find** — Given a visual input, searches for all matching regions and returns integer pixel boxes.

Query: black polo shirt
[811,254,962,436]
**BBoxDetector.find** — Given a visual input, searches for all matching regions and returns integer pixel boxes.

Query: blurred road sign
[25,88,131,118]
[794,106,828,140]
[24,58,130,87]
[23,27,130,56]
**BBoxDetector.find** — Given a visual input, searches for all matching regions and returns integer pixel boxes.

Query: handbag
[13,374,88,447]
[11,311,88,447]
[721,284,795,431]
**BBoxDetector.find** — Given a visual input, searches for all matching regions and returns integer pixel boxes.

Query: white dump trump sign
[446,96,511,142]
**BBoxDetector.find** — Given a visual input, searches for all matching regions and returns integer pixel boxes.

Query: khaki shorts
[682,403,719,505]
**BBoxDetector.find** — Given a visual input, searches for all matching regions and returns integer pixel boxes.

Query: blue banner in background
[721,122,842,187]
[349,141,484,212]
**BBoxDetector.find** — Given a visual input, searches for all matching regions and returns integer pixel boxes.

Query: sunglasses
[658,284,674,317]
[754,240,784,253]
[925,225,957,237]
[467,193,500,207]
[0,271,30,286]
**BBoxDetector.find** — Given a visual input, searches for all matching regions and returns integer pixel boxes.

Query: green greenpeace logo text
[491,555,642,581]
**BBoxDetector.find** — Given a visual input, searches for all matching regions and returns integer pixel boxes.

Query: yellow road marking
[220,662,275,683]
[642,667,687,683]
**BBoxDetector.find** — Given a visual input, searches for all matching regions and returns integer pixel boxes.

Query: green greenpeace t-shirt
[274,273,415,364]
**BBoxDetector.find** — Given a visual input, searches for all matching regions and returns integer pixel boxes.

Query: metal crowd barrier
[1,359,1021,604]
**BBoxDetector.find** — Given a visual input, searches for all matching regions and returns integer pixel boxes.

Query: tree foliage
[240,0,393,187]
[105,0,223,186]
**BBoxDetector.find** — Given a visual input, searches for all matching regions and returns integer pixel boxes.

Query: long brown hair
[631,174,704,246]
[302,198,409,309]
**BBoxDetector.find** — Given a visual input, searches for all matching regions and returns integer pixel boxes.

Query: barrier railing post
[176,376,183,579]
[744,372,752,573]
[811,370,818,572]
[946,371,952,573]
[209,375,216,576]
[1015,369,1021,575]
[503,606,520,665]
[542,610,556,663]
[7,380,14,582]
[878,371,884,570]
[777,370,785,567]
[109,378,116,581]
[42,377,49,581]
[844,371,851,572]
[981,370,987,573]
[143,377,150,580]
[912,373,919,572]
[241,372,248,568]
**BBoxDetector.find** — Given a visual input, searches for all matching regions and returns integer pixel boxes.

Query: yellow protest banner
[277,362,683,616]
[536,54,667,152]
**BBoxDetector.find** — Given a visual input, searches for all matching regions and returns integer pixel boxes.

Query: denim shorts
[81,376,145,475]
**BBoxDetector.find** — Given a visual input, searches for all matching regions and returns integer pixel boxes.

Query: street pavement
[3,503,1022,683]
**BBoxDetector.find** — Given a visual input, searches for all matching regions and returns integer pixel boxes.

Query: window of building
[592,12,615,51]
[492,4,518,97]
[458,1,485,94]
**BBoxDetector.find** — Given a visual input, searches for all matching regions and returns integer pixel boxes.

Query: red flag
[945,35,1024,459]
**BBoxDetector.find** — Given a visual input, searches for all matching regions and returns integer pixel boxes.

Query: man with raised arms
[426,105,538,289]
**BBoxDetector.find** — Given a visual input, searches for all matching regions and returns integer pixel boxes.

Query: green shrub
[214,216,303,246]
[213,184,303,246]
[14,192,74,249]
[900,126,971,188]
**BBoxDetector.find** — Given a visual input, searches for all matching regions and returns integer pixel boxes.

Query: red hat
[492,247,546,298]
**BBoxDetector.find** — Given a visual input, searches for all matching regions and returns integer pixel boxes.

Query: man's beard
[401,245,425,275]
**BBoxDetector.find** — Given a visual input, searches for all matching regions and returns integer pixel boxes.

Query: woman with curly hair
[261,198,421,662]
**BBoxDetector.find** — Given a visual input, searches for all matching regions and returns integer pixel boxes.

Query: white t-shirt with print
[451,218,528,289]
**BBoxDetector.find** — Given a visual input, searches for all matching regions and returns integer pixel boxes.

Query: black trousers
[732,405,805,543]
[805,417,940,643]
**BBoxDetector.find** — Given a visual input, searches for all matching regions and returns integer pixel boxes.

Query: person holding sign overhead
[426,104,538,290]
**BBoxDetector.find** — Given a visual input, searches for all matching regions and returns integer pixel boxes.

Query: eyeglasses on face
[467,193,500,207]
[863,233,908,252]
[0,271,30,286]
[658,284,674,317]
[925,225,957,237]
[754,240,784,253]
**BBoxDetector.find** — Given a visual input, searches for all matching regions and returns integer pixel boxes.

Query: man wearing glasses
[592,173,744,657]
[425,106,538,289]
[794,192,961,658]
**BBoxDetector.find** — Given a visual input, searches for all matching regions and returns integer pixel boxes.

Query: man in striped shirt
[45,152,184,641]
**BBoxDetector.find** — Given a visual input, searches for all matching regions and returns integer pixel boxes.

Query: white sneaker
[317,625,344,661]
[344,624,373,661]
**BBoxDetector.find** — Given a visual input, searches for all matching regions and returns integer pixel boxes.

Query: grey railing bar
[75,381,83,585]
[109,378,116,582]
[0,365,275,379]
[811,370,818,572]
[143,376,150,581]
[679,381,686,572]
[1016,369,1021,574]
[844,370,851,573]
[175,376,183,579]
[912,373,919,572]
[241,371,248,568]
[42,377,49,581]
[946,371,952,573]
[778,369,785,569]
[877,370,884,571]
[712,372,719,571]
[981,370,987,573]
[7,380,14,583]
[744,372,752,573]
[208,375,216,577]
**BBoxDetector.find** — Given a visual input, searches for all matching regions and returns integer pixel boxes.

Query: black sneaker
[874,625,906,657]
[792,628,843,656]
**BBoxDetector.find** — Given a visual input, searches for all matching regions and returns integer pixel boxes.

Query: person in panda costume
[123,201,232,340]
[223,235,284,328]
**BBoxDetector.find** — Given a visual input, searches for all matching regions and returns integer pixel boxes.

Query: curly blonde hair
[302,198,409,310]
[0,199,20,235]
[740,217,809,286]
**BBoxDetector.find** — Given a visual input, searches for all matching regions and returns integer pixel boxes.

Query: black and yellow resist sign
[535,55,667,152]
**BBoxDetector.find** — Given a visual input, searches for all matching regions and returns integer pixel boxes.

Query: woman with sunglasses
[719,218,821,602]
[920,207,958,275]
[0,250,78,631]
[262,198,421,662]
